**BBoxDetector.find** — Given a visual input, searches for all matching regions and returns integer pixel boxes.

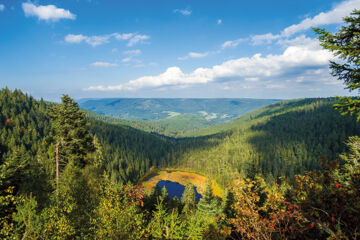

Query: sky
[0,0,360,101]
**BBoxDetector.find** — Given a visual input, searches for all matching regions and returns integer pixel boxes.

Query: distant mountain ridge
[78,98,281,122]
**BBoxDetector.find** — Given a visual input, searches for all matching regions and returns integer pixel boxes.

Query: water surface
[156,180,202,202]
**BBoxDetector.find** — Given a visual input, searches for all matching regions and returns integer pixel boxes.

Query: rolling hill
[79,98,280,136]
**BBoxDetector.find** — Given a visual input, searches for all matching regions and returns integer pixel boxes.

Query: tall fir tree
[197,183,221,217]
[181,183,196,214]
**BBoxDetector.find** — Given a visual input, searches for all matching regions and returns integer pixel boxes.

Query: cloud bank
[85,37,334,91]
[65,33,149,47]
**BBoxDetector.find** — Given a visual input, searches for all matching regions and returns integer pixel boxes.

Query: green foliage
[173,98,360,186]
[2,83,360,239]
[228,176,305,240]
[91,181,148,239]
[197,183,221,217]
[14,194,42,239]
[48,94,94,168]
[288,136,360,239]
[149,200,210,239]
[79,98,279,123]
[87,117,174,184]
[181,183,197,214]
[314,10,360,118]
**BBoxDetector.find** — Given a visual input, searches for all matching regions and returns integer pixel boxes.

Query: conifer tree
[197,183,221,217]
[181,183,196,214]
[314,10,360,118]
[221,189,235,217]
[47,95,94,192]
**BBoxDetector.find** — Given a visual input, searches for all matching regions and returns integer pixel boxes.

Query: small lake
[156,180,202,202]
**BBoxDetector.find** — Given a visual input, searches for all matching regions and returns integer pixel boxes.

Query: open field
[140,168,223,197]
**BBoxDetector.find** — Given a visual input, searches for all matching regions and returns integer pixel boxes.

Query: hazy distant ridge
[78,98,280,122]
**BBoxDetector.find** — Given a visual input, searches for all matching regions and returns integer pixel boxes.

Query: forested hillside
[85,110,213,137]
[0,88,172,187]
[80,98,280,136]
[79,98,279,121]
[1,88,360,239]
[170,98,360,186]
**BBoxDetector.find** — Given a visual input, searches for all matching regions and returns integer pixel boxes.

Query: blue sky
[0,0,359,101]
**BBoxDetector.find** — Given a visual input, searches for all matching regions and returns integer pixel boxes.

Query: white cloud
[174,9,192,16]
[0,4,5,11]
[85,37,334,91]
[217,19,222,25]
[276,34,316,47]
[113,33,134,40]
[64,33,149,47]
[65,34,109,46]
[282,0,360,37]
[122,57,132,63]
[245,77,259,82]
[123,49,142,56]
[22,2,76,22]
[266,84,286,89]
[178,51,209,60]
[127,34,149,47]
[221,38,247,49]
[91,62,117,67]
[251,33,281,45]
[65,34,87,43]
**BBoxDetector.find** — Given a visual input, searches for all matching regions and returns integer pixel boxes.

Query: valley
[80,98,280,137]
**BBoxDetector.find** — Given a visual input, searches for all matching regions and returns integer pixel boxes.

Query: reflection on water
[156,180,202,202]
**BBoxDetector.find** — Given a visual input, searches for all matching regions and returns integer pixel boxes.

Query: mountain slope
[171,98,360,186]
[0,88,173,186]
[79,98,280,136]
[78,98,280,121]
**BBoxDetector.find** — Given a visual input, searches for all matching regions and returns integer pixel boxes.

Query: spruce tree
[197,183,220,217]
[314,10,360,118]
[48,94,94,168]
[181,183,196,214]
[48,95,94,193]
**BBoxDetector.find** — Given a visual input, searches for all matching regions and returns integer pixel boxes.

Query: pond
[156,180,202,202]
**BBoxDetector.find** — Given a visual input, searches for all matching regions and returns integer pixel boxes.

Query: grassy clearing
[140,168,223,197]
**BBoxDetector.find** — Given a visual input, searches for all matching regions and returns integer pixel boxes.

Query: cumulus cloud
[64,33,149,47]
[22,2,76,21]
[221,38,247,49]
[178,51,209,60]
[282,0,360,37]
[174,9,192,16]
[91,62,118,67]
[0,4,5,11]
[85,37,334,91]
